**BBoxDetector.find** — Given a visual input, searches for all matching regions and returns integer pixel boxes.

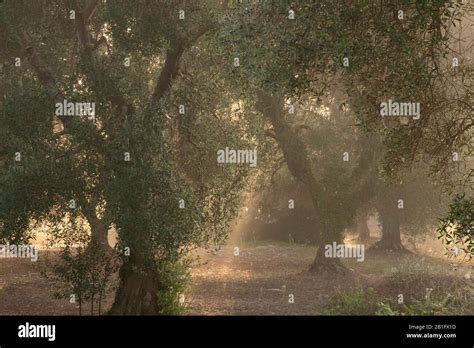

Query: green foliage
[375,296,450,316]
[325,286,472,316]
[325,258,473,315]
[0,0,472,313]
[323,287,380,315]
[154,259,190,315]
[438,194,474,259]
[42,218,120,315]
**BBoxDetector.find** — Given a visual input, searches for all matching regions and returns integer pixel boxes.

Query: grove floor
[0,242,471,315]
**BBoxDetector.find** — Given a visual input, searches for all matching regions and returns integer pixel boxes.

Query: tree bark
[356,209,370,245]
[151,44,185,103]
[108,255,162,315]
[255,90,346,273]
[375,207,405,250]
[309,243,349,274]
[373,190,406,251]
[88,215,110,251]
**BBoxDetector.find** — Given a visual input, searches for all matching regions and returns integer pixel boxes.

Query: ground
[0,240,471,315]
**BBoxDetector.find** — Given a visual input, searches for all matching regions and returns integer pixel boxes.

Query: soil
[0,241,471,315]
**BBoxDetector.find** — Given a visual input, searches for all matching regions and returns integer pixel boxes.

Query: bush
[42,219,120,315]
[322,287,380,315]
[324,282,473,315]
[438,193,474,260]
[155,259,190,315]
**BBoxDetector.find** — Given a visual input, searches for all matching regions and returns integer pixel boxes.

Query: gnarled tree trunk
[375,207,405,250]
[373,188,406,251]
[88,215,110,251]
[108,255,162,315]
[255,90,346,273]
[309,242,348,274]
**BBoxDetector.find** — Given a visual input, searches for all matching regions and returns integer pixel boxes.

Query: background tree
[211,0,470,272]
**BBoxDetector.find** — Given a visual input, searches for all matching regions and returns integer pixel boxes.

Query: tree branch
[151,23,214,104]
[71,1,135,129]
[264,129,277,140]
[72,0,93,52]
[151,42,185,102]
[270,157,286,186]
[296,124,311,131]
[19,30,61,101]
[18,29,73,134]
[83,0,99,21]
